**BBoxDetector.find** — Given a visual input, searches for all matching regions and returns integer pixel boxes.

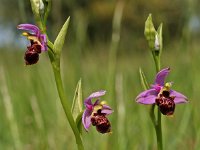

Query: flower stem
[156,108,163,150]
[33,0,83,147]
[47,42,84,150]
[152,52,160,73]
[52,66,84,150]
[151,53,163,150]
[149,104,156,126]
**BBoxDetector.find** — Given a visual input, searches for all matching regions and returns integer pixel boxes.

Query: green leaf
[75,111,83,134]
[139,68,149,90]
[157,23,163,55]
[71,79,83,120]
[71,79,83,133]
[53,17,70,56]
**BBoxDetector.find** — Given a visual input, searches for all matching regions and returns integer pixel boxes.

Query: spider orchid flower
[82,90,113,133]
[17,24,47,65]
[136,67,188,116]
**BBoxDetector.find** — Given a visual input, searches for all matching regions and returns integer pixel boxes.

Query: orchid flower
[136,67,188,115]
[82,90,113,133]
[17,24,47,65]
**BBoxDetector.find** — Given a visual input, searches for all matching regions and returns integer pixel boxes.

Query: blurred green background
[0,0,200,149]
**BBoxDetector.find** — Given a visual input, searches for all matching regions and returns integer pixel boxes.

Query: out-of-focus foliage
[0,0,200,149]
[1,0,200,53]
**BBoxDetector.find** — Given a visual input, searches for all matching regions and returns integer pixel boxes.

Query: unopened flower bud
[154,34,160,50]
[39,0,44,14]
[144,14,156,50]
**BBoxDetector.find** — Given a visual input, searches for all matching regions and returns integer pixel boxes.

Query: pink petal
[85,99,99,110]
[84,90,106,106]
[155,67,170,86]
[88,90,106,99]
[17,24,40,36]
[170,90,188,104]
[82,109,92,131]
[85,104,93,110]
[151,84,162,92]
[136,89,158,104]
[40,34,47,51]
[101,105,113,115]
[93,99,100,106]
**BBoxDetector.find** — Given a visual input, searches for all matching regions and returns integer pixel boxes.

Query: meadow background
[0,0,200,149]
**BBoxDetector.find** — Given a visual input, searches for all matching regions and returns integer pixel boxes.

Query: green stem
[151,52,163,150]
[152,52,160,73]
[52,66,84,150]
[156,108,163,150]
[149,104,156,126]
[43,0,52,26]
[47,42,84,150]
[35,2,83,149]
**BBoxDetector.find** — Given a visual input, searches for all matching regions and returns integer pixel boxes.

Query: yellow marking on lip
[93,105,103,112]
[91,105,103,116]
[27,36,42,45]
